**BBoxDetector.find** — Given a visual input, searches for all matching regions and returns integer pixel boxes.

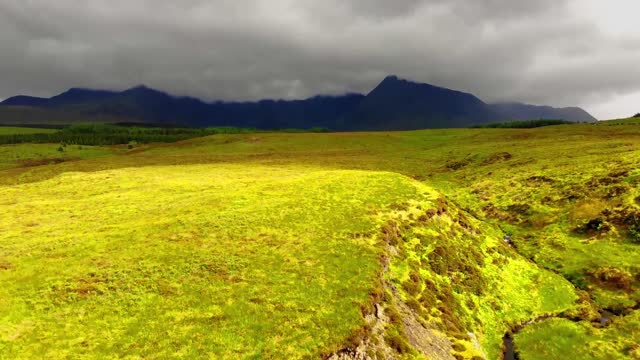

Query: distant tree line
[634,113,640,118]
[472,119,574,129]
[0,124,330,146]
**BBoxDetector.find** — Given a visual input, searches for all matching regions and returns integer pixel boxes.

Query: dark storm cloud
[0,0,638,118]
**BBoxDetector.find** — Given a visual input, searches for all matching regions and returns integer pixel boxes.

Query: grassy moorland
[596,117,640,126]
[0,124,273,146]
[0,165,420,358]
[515,312,640,360]
[0,143,117,172]
[1,122,639,359]
[0,126,57,135]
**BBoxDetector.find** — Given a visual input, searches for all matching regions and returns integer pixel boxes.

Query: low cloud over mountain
[0,1,638,119]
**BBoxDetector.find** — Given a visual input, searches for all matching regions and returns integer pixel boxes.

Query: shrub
[586,267,633,291]
[629,225,640,244]
[575,218,611,234]
[385,331,412,354]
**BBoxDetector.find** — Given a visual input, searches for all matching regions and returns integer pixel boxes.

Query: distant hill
[0,76,596,130]
[489,102,597,123]
[595,117,640,126]
[1,96,50,107]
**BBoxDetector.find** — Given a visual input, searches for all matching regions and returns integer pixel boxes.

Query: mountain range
[0,75,597,129]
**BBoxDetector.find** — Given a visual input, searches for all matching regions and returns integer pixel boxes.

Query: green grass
[1,121,640,359]
[0,127,57,135]
[0,124,331,146]
[596,117,640,126]
[515,312,640,360]
[0,143,115,171]
[0,165,424,358]
[380,197,577,359]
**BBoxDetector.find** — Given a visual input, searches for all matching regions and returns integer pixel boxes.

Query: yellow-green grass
[596,117,640,126]
[0,127,57,135]
[514,311,640,360]
[0,144,115,171]
[0,164,424,358]
[69,125,639,310]
[380,198,577,359]
[0,163,579,359]
[2,122,640,358]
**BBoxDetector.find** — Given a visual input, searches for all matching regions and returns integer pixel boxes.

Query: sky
[0,0,638,120]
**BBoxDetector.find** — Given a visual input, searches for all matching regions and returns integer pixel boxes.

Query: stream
[458,207,638,360]
[502,332,518,360]
[498,232,620,360]
[501,310,618,360]
[501,318,541,360]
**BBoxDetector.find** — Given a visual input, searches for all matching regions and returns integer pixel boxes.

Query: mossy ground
[1,122,640,358]
[514,311,640,360]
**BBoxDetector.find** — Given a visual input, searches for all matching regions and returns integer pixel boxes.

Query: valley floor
[1,123,639,359]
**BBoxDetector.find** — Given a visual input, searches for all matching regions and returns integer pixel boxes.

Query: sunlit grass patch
[0,143,114,171]
[0,164,422,358]
[515,311,640,360]
[379,197,578,359]
[0,127,57,135]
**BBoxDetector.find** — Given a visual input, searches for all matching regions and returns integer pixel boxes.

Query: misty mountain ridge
[0,76,596,129]
[490,102,596,124]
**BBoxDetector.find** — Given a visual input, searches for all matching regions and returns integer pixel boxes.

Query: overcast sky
[0,0,638,119]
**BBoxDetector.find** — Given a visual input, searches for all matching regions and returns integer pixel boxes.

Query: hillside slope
[490,102,597,122]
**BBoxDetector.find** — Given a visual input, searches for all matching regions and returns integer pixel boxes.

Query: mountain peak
[347,75,494,130]
[383,75,400,82]
[125,84,154,92]
[122,85,171,99]
[66,86,99,92]
[379,75,414,87]
[371,75,476,99]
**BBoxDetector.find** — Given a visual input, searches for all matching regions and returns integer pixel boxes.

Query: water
[502,332,519,360]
